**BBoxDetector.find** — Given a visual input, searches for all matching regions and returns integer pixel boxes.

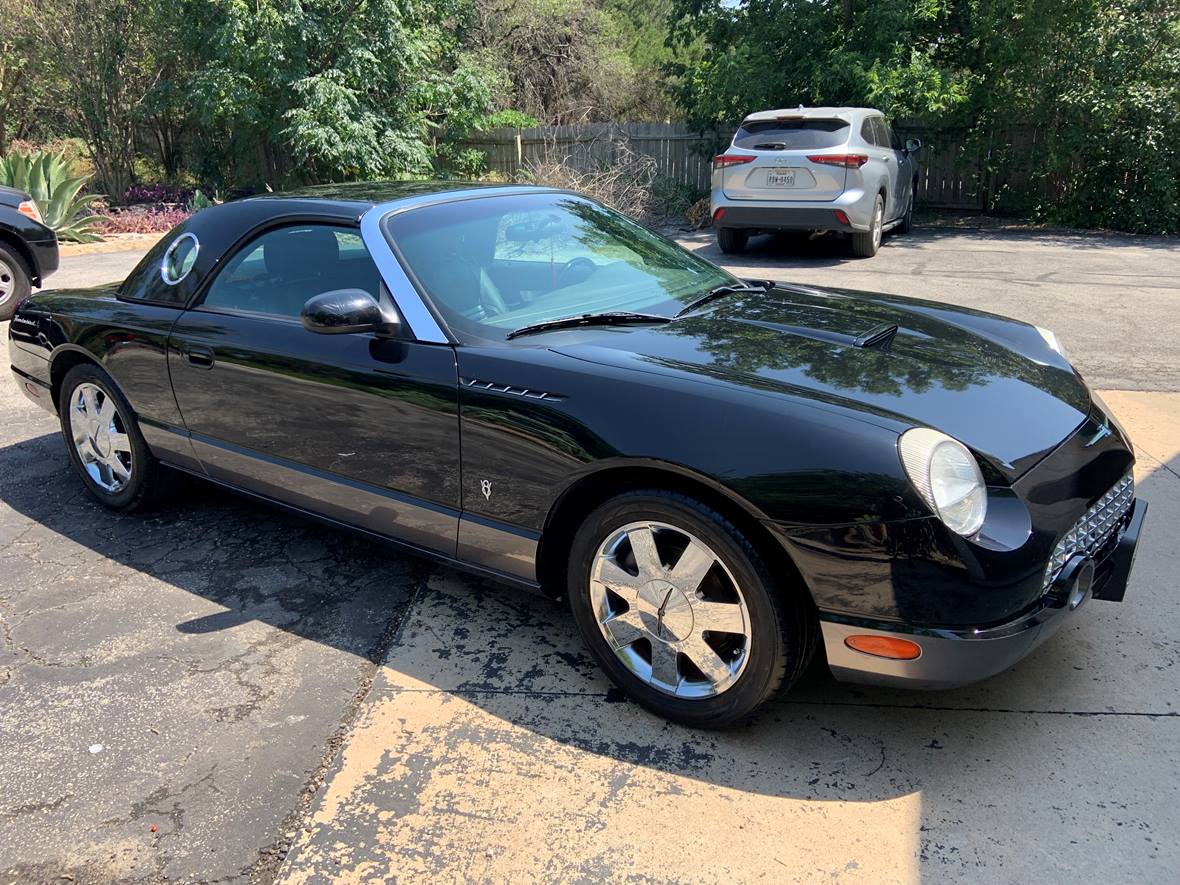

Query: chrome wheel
[872,199,884,249]
[0,256,15,307]
[69,383,133,493]
[589,521,752,699]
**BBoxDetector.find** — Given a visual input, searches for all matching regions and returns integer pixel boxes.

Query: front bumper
[28,235,60,283]
[821,498,1147,689]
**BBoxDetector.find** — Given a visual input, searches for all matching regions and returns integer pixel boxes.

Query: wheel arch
[49,345,104,412]
[535,459,814,608]
[0,228,38,285]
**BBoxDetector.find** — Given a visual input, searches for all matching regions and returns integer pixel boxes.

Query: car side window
[869,117,889,148]
[201,224,381,319]
[860,118,876,146]
[886,121,903,151]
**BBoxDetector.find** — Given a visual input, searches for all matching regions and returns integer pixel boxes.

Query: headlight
[1035,325,1068,361]
[898,428,987,536]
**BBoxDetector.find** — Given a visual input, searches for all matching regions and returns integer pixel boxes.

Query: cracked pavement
[2,229,1179,883]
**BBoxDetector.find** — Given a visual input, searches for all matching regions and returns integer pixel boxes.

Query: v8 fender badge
[480,479,492,500]
[1085,421,1113,447]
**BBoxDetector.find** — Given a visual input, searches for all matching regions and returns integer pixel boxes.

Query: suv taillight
[713,154,755,170]
[17,200,43,223]
[806,154,869,168]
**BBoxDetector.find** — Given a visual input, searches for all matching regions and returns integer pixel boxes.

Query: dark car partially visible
[0,183,59,321]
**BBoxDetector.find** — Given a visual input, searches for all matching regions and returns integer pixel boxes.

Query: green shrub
[0,149,104,242]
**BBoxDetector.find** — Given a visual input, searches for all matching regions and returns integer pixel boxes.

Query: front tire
[59,363,170,511]
[849,194,884,258]
[567,490,813,727]
[0,243,32,322]
[717,227,748,254]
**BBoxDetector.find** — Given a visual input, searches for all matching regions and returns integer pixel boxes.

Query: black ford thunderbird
[7,182,1146,726]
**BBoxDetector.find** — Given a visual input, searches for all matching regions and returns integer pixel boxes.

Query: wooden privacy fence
[461,121,1040,211]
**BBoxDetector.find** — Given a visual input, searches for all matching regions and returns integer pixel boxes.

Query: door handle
[186,345,215,369]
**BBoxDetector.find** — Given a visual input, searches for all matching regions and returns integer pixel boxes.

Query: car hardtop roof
[235,180,563,214]
[741,107,882,125]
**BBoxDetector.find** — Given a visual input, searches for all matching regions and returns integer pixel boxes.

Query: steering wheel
[556,256,597,288]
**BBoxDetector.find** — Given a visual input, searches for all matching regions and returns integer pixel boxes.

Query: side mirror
[301,289,400,336]
[905,137,922,153]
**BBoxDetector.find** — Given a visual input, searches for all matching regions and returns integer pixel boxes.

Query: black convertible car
[7,182,1146,726]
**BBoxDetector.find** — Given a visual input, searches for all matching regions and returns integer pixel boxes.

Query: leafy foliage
[166,0,495,185]
[0,149,104,241]
[669,0,1180,233]
[2,0,1176,232]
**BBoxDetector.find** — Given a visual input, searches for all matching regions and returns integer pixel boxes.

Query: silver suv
[710,107,921,258]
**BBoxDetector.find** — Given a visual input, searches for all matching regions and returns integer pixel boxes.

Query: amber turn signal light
[844,634,922,660]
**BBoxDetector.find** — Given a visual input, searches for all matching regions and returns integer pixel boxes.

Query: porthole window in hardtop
[161,232,199,285]
[120,225,194,304]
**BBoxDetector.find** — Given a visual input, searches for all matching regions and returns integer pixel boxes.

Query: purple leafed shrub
[94,206,192,234]
[123,183,196,205]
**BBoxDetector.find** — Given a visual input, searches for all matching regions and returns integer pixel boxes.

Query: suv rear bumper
[820,498,1147,689]
[711,188,874,232]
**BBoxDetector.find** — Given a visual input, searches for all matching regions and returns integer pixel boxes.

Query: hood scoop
[740,318,899,351]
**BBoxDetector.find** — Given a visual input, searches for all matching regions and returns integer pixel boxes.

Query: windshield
[383,192,737,342]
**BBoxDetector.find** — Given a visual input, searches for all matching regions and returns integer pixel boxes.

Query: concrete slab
[0,387,430,881]
[277,392,1180,884]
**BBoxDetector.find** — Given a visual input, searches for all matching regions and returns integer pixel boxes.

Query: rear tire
[567,489,814,727]
[0,243,32,322]
[59,363,172,512]
[717,227,748,255]
[849,194,884,258]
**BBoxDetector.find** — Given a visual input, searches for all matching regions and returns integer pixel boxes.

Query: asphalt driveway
[677,224,1180,391]
[1,226,1178,883]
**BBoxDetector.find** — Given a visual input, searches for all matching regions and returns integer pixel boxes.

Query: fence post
[514,130,522,170]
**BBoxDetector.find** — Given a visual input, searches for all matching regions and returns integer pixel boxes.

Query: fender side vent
[461,378,566,402]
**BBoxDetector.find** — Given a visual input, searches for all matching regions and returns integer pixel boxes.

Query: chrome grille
[1043,474,1134,590]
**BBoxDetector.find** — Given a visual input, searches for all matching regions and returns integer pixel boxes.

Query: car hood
[550,284,1091,481]
[0,183,30,207]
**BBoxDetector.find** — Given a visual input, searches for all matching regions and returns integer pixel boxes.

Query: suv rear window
[732,119,849,151]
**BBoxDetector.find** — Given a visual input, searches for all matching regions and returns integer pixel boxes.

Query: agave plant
[0,150,105,242]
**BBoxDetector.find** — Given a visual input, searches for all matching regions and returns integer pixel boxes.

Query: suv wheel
[567,490,814,727]
[849,195,884,258]
[59,363,172,511]
[0,243,32,322]
[717,227,748,254]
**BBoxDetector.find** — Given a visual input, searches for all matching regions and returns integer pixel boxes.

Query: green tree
[26,0,163,196]
[667,0,971,127]
[463,0,679,123]
[668,0,1180,233]
[167,0,493,186]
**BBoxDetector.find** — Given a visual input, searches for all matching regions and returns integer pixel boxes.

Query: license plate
[767,170,796,187]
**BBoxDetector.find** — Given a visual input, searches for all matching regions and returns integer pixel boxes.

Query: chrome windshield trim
[359,203,450,344]
[360,188,569,346]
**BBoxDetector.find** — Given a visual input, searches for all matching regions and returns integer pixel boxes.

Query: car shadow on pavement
[2,430,1176,880]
